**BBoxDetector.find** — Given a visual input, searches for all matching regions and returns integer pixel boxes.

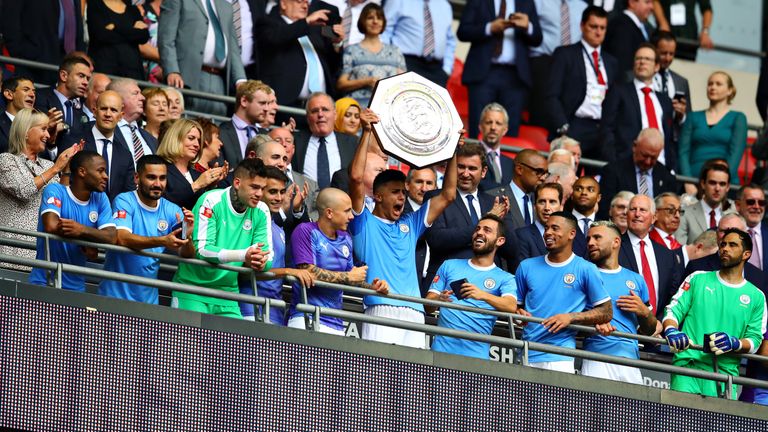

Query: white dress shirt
[200,0,228,68]
[303,133,342,182]
[458,189,481,221]
[628,230,660,301]
[574,41,608,120]
[700,200,723,229]
[117,119,153,167]
[572,209,596,234]
[509,181,532,223]
[92,126,115,175]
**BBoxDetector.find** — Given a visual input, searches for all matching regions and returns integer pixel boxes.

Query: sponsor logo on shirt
[201,207,213,218]
[705,286,714,294]
[114,210,127,219]
[740,294,751,305]
[399,224,409,233]
[46,196,62,208]
[433,275,440,284]
[88,211,98,223]
[484,278,495,289]
[341,245,350,258]
[157,220,168,231]
[563,273,575,284]
[682,281,690,291]
[243,219,252,231]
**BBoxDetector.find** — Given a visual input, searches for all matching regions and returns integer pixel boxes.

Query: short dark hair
[736,184,765,200]
[699,161,730,183]
[233,157,266,180]
[357,3,386,35]
[535,182,563,203]
[262,165,289,184]
[581,5,608,24]
[456,141,488,170]
[635,42,660,64]
[479,213,506,238]
[373,169,406,193]
[721,228,753,253]
[2,76,33,98]
[549,211,578,230]
[652,30,677,46]
[70,150,102,174]
[136,155,168,175]
[59,56,91,76]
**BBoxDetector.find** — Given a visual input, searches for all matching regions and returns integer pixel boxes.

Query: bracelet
[38,173,48,185]
[701,27,710,33]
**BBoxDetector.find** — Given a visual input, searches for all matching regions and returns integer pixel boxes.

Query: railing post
[725,375,734,400]
[54,263,62,289]
[302,285,310,330]
[522,341,529,366]
[264,298,271,324]
[250,271,261,321]
[313,307,321,332]
[506,315,516,364]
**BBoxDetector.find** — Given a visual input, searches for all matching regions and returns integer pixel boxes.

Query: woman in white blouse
[0,108,79,266]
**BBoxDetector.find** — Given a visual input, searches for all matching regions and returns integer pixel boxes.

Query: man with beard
[29,151,116,291]
[99,155,195,304]
[569,176,600,256]
[172,158,273,318]
[516,211,612,373]
[664,229,767,399]
[516,183,562,265]
[582,220,657,384]
[427,214,518,360]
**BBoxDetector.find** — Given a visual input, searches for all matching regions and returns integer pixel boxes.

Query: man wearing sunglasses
[488,149,548,232]
[735,184,768,271]
[650,192,683,250]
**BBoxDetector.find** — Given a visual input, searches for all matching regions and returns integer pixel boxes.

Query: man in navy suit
[516,182,562,268]
[0,77,37,153]
[34,57,92,159]
[599,43,675,168]
[478,103,515,191]
[425,142,511,283]
[60,91,136,202]
[735,184,768,272]
[603,0,654,80]
[619,194,683,319]
[457,0,543,138]
[546,6,618,160]
[108,78,158,166]
[597,128,678,220]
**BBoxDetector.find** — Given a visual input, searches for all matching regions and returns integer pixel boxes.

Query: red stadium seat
[517,125,550,152]
[446,58,469,126]
[739,138,757,185]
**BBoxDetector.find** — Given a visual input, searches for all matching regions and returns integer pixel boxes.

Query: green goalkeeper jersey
[664,271,767,375]
[173,187,273,305]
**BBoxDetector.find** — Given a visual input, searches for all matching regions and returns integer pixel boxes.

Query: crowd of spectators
[0,0,768,403]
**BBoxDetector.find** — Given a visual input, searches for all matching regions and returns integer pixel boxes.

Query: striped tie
[341,3,353,47]
[232,0,242,48]
[129,125,145,162]
[638,170,649,196]
[422,0,434,58]
[560,0,571,46]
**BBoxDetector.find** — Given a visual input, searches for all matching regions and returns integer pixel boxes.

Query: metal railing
[1,224,767,399]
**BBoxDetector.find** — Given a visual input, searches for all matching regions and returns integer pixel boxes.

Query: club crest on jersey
[341,245,350,258]
[484,278,495,289]
[243,219,252,231]
[88,211,98,223]
[626,280,636,290]
[157,220,168,231]
[47,196,62,208]
[399,224,409,233]
[201,207,213,218]
[740,294,751,305]
[563,273,575,284]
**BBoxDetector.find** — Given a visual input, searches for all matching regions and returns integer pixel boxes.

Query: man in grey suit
[158,0,246,116]
[488,149,548,231]
[653,31,690,144]
[677,163,736,244]
[292,92,358,190]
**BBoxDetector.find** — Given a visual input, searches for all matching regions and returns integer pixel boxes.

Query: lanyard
[581,44,604,85]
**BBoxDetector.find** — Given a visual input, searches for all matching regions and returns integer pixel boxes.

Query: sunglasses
[745,199,767,207]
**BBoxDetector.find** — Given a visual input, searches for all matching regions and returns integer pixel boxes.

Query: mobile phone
[449,278,469,299]
[673,91,685,102]
[321,25,338,39]
[171,220,188,240]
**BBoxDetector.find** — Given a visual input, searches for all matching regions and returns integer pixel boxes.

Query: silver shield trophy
[368,71,463,168]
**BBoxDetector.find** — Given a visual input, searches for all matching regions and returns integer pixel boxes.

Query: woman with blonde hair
[334,97,362,136]
[0,108,80,265]
[157,118,226,209]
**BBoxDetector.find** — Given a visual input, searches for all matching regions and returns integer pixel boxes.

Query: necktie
[582,217,591,234]
[422,0,435,58]
[639,240,657,311]
[205,0,226,63]
[129,125,145,162]
[641,87,659,130]
[493,0,506,58]
[487,150,501,183]
[749,229,762,270]
[662,69,669,94]
[667,234,681,249]
[60,0,76,53]
[101,138,111,191]
[64,100,73,127]
[592,50,605,85]
[246,125,256,140]
[709,209,716,229]
[466,194,479,225]
[341,3,353,47]
[298,36,322,92]
[638,170,649,196]
[523,194,531,225]
[316,136,330,189]
[560,0,570,46]
[232,0,242,48]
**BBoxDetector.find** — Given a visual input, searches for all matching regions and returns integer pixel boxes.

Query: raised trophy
[368,71,463,168]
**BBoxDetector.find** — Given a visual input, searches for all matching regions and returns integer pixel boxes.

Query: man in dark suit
[546,6,618,160]
[34,57,92,159]
[478,103,515,191]
[569,176,600,257]
[758,51,768,122]
[0,0,86,85]
[425,142,511,282]
[457,0,542,138]
[403,167,438,295]
[516,182,562,268]
[599,43,675,168]
[619,194,684,319]
[60,91,135,202]
[735,184,768,272]
[652,31,691,146]
[108,78,158,165]
[234,0,268,79]
[292,93,358,190]
[597,128,678,219]
[489,149,548,232]
[0,77,37,153]
[158,0,246,116]
[257,0,344,112]
[220,80,275,168]
[603,0,654,80]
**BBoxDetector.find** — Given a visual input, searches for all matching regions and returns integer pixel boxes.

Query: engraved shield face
[369,72,463,168]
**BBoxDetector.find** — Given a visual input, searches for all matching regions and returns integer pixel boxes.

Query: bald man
[489,149,549,231]
[60,90,136,201]
[598,128,679,220]
[84,73,112,121]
